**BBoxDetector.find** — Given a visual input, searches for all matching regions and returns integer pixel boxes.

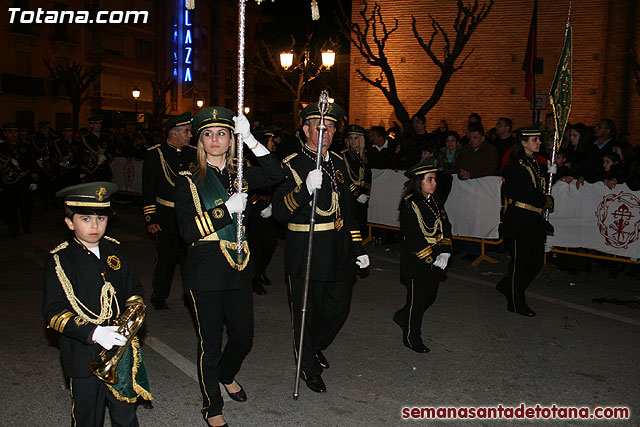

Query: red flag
[522,0,537,101]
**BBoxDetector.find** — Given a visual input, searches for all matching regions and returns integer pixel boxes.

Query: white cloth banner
[367,169,406,228]
[110,157,143,194]
[548,181,640,259]
[444,175,502,239]
[367,170,501,239]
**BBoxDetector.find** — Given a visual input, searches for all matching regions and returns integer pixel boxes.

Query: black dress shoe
[259,273,272,286]
[222,382,247,402]
[392,310,405,329]
[152,300,169,310]
[252,278,267,295]
[507,305,536,317]
[404,342,430,353]
[315,350,329,369]
[304,375,326,393]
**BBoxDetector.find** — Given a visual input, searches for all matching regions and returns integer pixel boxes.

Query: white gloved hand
[260,203,272,218]
[232,114,252,140]
[356,254,370,269]
[29,183,38,191]
[356,194,369,204]
[98,154,107,163]
[433,253,451,270]
[36,159,44,168]
[547,161,558,175]
[224,192,248,215]
[305,169,323,195]
[11,158,19,167]
[92,325,127,350]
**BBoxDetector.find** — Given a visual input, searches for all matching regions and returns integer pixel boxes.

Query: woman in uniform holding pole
[174,107,283,427]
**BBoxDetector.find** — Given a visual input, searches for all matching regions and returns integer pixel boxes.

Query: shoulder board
[282,153,298,164]
[147,144,161,151]
[184,145,197,150]
[179,170,192,176]
[103,236,120,244]
[340,148,349,154]
[50,241,69,254]
[330,150,342,158]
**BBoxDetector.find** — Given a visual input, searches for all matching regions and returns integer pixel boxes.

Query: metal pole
[544,131,558,221]
[293,90,330,400]
[134,99,138,133]
[235,0,247,263]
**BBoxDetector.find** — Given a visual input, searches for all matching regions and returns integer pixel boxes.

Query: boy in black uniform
[141,112,197,310]
[272,102,370,393]
[43,182,152,426]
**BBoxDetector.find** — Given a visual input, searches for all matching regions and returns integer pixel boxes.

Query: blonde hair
[348,133,367,160]
[195,127,237,184]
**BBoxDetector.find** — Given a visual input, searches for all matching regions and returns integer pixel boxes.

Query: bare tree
[44,60,102,130]
[150,76,176,135]
[337,0,494,132]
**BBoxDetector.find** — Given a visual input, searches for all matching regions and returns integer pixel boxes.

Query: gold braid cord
[156,148,176,187]
[285,162,339,216]
[53,254,119,325]
[219,240,251,271]
[411,201,443,244]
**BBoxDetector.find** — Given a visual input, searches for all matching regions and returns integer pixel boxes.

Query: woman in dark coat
[393,158,452,353]
[174,107,283,427]
[497,126,554,317]
[341,124,372,237]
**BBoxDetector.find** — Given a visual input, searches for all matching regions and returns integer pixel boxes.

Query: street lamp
[244,106,251,115]
[132,86,140,131]
[279,48,336,107]
[196,99,204,108]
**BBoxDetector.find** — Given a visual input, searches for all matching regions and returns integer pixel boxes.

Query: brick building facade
[348,0,639,142]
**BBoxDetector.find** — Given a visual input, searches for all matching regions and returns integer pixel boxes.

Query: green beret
[301,102,344,123]
[56,182,119,215]
[517,124,542,138]
[88,115,103,124]
[163,112,192,131]
[192,107,234,134]
[404,158,439,178]
[345,124,365,135]
[38,121,51,128]
[2,123,18,131]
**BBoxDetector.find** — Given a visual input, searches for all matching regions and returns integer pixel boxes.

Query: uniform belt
[288,222,335,232]
[508,199,542,214]
[156,196,175,208]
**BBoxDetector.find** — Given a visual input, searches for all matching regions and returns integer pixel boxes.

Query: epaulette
[179,170,192,176]
[147,144,161,151]
[282,153,298,164]
[103,236,120,244]
[330,150,342,159]
[50,241,69,254]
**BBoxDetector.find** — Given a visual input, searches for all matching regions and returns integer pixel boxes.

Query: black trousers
[504,232,545,311]
[187,287,253,419]
[247,216,277,275]
[0,183,32,236]
[150,230,186,303]
[287,275,353,378]
[354,201,369,237]
[69,376,138,427]
[396,269,440,348]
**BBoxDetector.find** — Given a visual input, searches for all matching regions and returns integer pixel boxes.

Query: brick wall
[348,0,635,141]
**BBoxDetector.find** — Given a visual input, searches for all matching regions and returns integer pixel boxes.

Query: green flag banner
[549,27,572,145]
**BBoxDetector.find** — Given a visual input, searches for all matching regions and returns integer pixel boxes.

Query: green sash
[194,167,249,270]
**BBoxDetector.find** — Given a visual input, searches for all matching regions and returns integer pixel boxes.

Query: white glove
[92,325,127,350]
[547,161,557,175]
[433,253,451,270]
[356,194,369,204]
[260,203,272,218]
[36,159,44,168]
[225,192,248,215]
[98,154,107,163]
[11,158,19,167]
[306,169,323,195]
[356,254,370,269]
[232,114,252,140]
[29,183,38,191]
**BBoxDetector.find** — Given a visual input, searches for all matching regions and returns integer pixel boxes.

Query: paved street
[1,199,639,426]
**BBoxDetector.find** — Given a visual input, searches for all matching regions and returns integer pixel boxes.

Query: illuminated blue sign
[183,2,192,82]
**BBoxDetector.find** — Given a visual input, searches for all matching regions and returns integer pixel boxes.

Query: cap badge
[96,187,107,201]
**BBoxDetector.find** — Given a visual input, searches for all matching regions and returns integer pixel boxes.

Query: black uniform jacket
[174,153,284,292]
[80,132,112,175]
[142,143,197,233]
[43,237,144,378]
[400,194,453,280]
[272,145,366,282]
[341,148,372,199]
[502,154,554,239]
[0,139,31,187]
